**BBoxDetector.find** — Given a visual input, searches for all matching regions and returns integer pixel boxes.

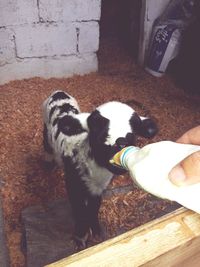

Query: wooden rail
[45,208,200,267]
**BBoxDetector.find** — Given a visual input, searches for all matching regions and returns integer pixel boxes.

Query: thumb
[169,151,200,186]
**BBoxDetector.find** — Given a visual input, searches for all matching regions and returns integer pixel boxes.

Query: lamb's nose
[116,137,129,149]
[125,133,136,145]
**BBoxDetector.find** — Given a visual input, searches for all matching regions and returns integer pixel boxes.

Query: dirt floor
[0,36,200,267]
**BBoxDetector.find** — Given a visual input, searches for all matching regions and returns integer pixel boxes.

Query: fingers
[176,126,200,145]
[169,151,200,186]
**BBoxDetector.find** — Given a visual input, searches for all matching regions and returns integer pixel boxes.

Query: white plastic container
[145,0,195,77]
[111,141,200,213]
[145,23,182,77]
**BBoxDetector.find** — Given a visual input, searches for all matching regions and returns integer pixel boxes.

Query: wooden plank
[142,236,200,267]
[45,208,200,267]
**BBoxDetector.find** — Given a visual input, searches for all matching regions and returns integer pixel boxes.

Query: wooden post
[45,208,200,267]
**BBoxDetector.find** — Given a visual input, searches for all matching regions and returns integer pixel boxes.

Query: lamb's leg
[87,194,102,237]
[63,158,90,249]
[42,124,55,170]
[67,181,90,249]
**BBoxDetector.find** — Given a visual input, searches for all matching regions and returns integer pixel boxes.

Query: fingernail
[169,164,186,186]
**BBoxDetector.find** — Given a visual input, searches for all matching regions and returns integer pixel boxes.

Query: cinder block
[0,0,38,27]
[39,0,101,22]
[78,22,99,53]
[14,23,77,58]
[0,53,98,84]
[0,29,16,66]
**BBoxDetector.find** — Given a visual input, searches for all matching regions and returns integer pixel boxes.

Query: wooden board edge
[45,208,200,267]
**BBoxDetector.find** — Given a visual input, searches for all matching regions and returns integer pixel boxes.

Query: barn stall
[0,0,200,266]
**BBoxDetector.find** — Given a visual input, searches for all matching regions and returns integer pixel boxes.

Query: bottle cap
[120,146,140,169]
[110,146,139,170]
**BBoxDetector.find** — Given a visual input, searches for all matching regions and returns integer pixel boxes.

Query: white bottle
[111,141,200,214]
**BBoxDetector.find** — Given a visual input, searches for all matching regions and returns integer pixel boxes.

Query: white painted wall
[0,0,101,85]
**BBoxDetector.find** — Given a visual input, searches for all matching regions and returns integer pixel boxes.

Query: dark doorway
[98,0,142,73]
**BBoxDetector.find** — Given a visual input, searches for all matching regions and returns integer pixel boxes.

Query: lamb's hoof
[90,233,103,244]
[88,225,105,245]
[74,231,90,251]
[91,223,105,240]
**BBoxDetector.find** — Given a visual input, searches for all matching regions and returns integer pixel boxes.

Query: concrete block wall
[0,0,101,84]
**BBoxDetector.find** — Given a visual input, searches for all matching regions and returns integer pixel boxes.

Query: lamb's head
[87,101,158,174]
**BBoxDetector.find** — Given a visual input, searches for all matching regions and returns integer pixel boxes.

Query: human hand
[169,126,200,186]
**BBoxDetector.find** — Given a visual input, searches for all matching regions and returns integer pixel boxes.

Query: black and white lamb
[42,90,158,248]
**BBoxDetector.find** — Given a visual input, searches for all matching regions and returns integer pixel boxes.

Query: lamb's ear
[130,112,158,138]
[87,110,109,144]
